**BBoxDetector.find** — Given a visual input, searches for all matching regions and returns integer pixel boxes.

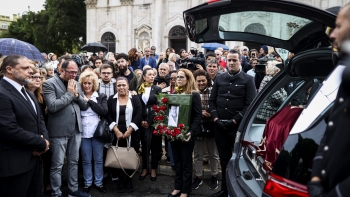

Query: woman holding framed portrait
[168,69,202,197]
[137,68,162,182]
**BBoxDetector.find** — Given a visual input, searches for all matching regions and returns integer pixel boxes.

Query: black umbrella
[81,42,107,53]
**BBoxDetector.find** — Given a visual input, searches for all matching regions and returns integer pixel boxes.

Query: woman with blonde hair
[168,68,201,197]
[79,71,108,194]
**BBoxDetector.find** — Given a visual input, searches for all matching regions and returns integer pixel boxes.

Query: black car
[183,1,341,196]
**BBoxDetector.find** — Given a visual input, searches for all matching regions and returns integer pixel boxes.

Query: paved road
[44,160,222,197]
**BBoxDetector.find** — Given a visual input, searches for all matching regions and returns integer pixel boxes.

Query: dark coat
[0,79,49,177]
[137,85,162,126]
[153,75,170,87]
[106,94,142,149]
[87,93,108,117]
[310,67,350,197]
[209,70,257,124]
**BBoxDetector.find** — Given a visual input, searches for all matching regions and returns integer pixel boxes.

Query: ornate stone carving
[85,0,97,8]
[169,26,187,39]
[120,0,133,6]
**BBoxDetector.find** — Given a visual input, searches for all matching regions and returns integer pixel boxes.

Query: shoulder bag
[104,138,140,178]
[93,117,113,143]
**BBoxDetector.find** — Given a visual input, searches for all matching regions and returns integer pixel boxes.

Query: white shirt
[3,76,37,113]
[81,92,99,138]
[247,69,256,77]
[142,87,151,104]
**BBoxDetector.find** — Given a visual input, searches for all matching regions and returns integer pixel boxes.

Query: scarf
[138,82,153,94]
[175,87,183,94]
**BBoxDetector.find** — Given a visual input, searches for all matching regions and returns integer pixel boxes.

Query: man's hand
[130,91,137,96]
[67,79,75,94]
[43,139,50,153]
[196,64,204,70]
[307,177,325,197]
[32,151,42,156]
[215,119,226,129]
[232,119,237,124]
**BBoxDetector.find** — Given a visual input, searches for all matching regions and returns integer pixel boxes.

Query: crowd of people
[0,43,285,197]
[2,5,350,194]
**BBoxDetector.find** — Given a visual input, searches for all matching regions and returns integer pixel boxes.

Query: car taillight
[263,172,309,197]
[207,0,230,4]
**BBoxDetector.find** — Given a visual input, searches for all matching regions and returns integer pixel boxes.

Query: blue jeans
[50,130,81,197]
[81,138,104,186]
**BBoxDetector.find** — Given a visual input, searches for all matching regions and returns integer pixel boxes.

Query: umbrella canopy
[81,42,107,53]
[0,38,45,61]
[201,42,229,51]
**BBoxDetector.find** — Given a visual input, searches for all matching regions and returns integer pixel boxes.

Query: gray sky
[1,0,46,19]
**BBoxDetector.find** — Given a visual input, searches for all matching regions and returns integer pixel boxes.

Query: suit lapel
[146,86,156,105]
[0,80,37,118]
[53,75,67,93]
[27,91,41,124]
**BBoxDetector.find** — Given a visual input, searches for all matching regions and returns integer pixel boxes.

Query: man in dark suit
[139,47,157,69]
[0,55,50,197]
[209,50,257,197]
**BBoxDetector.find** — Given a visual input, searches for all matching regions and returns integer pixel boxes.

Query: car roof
[183,0,337,52]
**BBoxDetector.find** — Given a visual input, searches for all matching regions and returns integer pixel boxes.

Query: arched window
[101,32,116,53]
[168,26,187,53]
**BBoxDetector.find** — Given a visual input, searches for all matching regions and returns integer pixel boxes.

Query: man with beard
[209,50,256,197]
[98,64,116,98]
[308,4,350,197]
[115,53,138,91]
[0,55,50,197]
[43,59,89,197]
[153,63,170,89]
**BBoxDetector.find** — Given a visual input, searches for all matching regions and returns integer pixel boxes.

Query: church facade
[85,0,347,53]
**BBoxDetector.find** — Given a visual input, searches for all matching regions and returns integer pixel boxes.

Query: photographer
[178,48,205,71]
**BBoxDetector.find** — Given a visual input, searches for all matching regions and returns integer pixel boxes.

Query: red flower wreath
[152,96,188,141]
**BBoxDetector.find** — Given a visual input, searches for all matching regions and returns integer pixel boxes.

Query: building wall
[0,14,17,33]
[85,0,348,53]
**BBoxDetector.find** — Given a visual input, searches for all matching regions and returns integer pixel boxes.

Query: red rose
[161,97,168,103]
[155,108,160,113]
[163,126,167,130]
[171,132,177,137]
[178,124,185,129]
[166,129,171,135]
[152,105,157,110]
[154,116,159,121]
[160,105,166,111]
[159,129,163,134]
[174,128,181,135]
[153,130,157,135]
[159,116,164,121]
[157,125,163,130]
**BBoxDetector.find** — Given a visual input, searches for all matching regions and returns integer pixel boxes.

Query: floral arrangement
[152,96,189,141]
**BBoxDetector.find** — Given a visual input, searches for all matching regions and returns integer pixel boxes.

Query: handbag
[104,138,140,178]
[93,117,113,143]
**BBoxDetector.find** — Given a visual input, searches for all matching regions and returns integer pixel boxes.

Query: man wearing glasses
[98,64,116,98]
[43,59,90,197]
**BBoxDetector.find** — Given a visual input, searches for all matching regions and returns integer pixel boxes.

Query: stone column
[154,0,163,51]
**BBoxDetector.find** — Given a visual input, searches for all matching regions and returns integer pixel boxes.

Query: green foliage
[0,0,86,55]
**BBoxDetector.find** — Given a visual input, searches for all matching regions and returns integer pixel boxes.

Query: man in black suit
[0,55,50,197]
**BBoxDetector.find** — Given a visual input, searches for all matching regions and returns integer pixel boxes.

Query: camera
[180,48,205,70]
[252,52,256,58]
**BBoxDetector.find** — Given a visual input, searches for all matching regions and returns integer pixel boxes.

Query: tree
[0,0,86,55]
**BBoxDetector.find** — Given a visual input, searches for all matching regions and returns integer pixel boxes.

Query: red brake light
[263,172,309,197]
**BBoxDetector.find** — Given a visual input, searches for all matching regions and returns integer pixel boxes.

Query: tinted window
[219,11,312,40]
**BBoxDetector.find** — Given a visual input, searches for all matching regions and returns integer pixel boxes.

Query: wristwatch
[75,93,79,98]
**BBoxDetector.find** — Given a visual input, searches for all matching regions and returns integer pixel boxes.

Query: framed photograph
[168,105,180,127]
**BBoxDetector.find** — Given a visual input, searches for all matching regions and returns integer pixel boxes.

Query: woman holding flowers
[168,68,202,197]
[137,68,162,181]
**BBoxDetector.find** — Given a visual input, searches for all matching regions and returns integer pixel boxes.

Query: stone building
[85,0,348,53]
[0,14,18,34]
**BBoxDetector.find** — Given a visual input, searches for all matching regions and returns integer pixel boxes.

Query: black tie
[21,87,35,112]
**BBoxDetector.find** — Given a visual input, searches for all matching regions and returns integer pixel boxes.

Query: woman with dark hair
[176,49,188,69]
[191,69,219,190]
[137,68,162,181]
[106,77,142,193]
[168,68,202,197]
[128,48,140,71]
[163,48,175,63]
[25,63,51,193]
